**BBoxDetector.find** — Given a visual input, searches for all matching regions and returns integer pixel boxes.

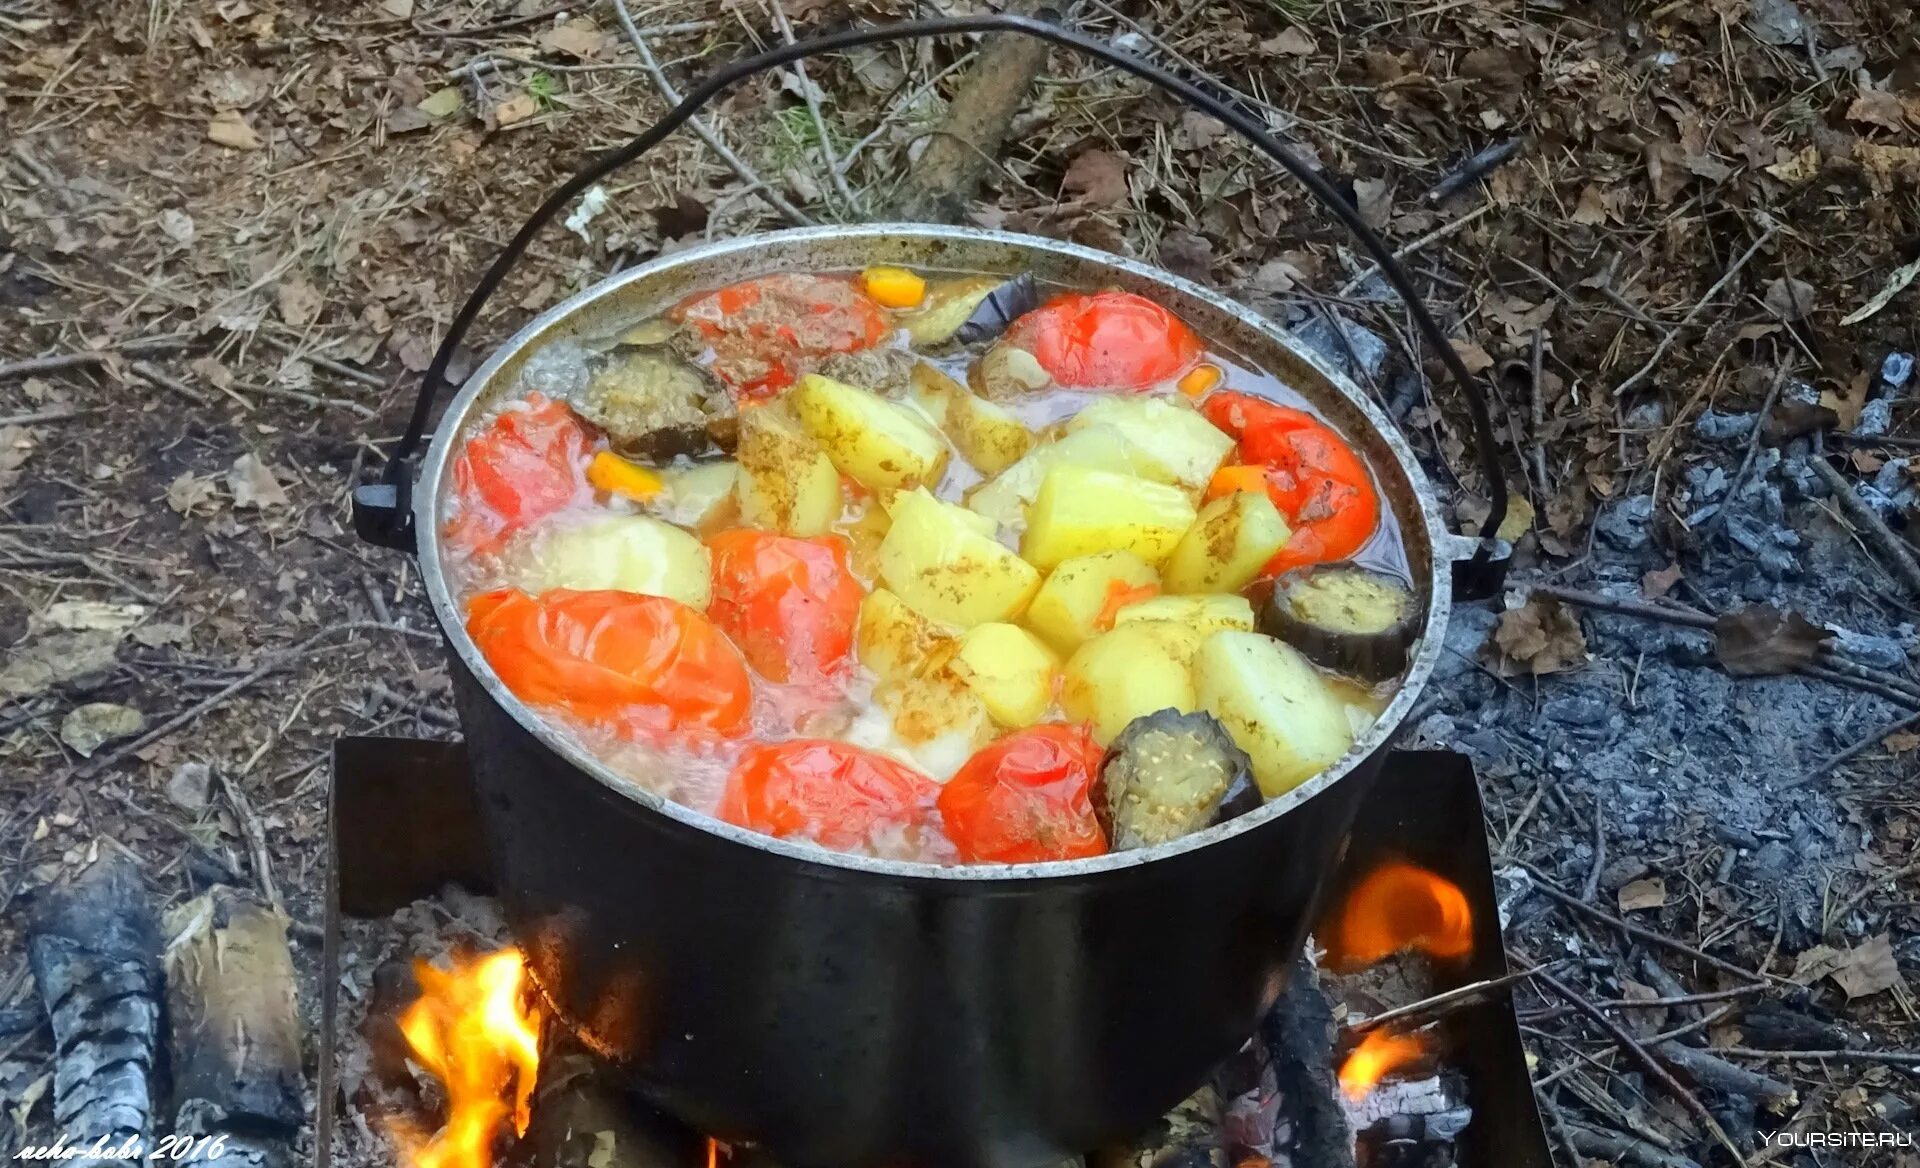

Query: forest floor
[3,0,1919,1163]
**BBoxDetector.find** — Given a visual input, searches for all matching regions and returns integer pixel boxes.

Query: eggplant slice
[901,273,1038,348]
[1095,709,1261,850]
[574,347,737,461]
[1261,564,1418,682]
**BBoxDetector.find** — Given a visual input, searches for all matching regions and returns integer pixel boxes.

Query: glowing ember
[1330,861,1473,967]
[394,948,544,1168]
[1338,1030,1427,1102]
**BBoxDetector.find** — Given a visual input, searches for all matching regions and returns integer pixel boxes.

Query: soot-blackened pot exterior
[451,652,1376,1168]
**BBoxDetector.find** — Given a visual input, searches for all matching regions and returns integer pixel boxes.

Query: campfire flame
[1330,861,1473,967]
[395,948,544,1168]
[1338,1030,1428,1102]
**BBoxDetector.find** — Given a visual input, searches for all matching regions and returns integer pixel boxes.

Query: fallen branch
[608,0,812,227]
[1564,1119,1704,1168]
[256,331,390,390]
[216,767,282,914]
[1655,1042,1796,1110]
[128,359,212,407]
[1714,1046,1920,1067]
[1612,227,1778,398]
[1336,202,1494,297]
[1347,967,1540,1035]
[1424,136,1527,204]
[1700,361,1791,542]
[891,5,1051,223]
[0,406,101,426]
[1807,455,1920,598]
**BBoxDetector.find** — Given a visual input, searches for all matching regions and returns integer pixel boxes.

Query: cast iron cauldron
[355,18,1512,1168]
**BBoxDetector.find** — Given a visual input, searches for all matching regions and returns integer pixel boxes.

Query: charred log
[26,850,163,1168]
[162,888,304,1168]
[1264,958,1356,1168]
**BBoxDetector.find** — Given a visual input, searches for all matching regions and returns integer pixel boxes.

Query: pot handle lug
[1446,535,1513,602]
[353,463,416,553]
[366,11,1515,569]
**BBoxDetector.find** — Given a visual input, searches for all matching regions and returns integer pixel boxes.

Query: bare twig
[0,407,101,426]
[255,331,389,389]
[79,623,439,778]
[1714,1046,1920,1067]
[0,337,191,380]
[1514,860,1770,984]
[215,766,282,914]
[1346,968,1540,1035]
[1527,326,1549,490]
[1701,360,1791,541]
[1336,202,1494,297]
[764,0,857,215]
[1424,136,1527,204]
[127,360,212,406]
[1831,851,1920,921]
[1807,455,1920,598]
[1612,227,1778,398]
[607,0,812,227]
[1784,707,1920,790]
[1531,966,1749,1167]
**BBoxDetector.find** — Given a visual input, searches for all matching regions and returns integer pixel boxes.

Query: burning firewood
[519,1047,701,1168]
[162,887,304,1167]
[25,850,162,1168]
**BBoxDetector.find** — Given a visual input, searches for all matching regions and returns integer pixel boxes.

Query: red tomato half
[1201,391,1379,577]
[1004,292,1203,389]
[720,739,940,851]
[674,274,890,399]
[706,530,866,686]
[937,724,1108,863]
[466,589,752,739]
[446,394,597,555]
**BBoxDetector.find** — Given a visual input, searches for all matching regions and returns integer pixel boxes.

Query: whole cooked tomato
[1202,391,1378,577]
[466,589,752,739]
[1004,292,1202,390]
[706,530,866,686]
[446,394,597,555]
[719,739,940,851]
[674,274,890,399]
[937,724,1108,863]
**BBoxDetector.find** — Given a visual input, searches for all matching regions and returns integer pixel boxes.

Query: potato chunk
[946,623,1060,727]
[789,373,950,491]
[1021,466,1198,570]
[1022,550,1160,653]
[1193,631,1354,797]
[508,514,712,608]
[1161,490,1292,595]
[1064,395,1233,492]
[856,587,957,681]
[876,489,1042,627]
[734,402,842,536]
[1113,593,1255,636]
[1061,622,1205,744]
[908,363,1033,476]
[965,425,1181,529]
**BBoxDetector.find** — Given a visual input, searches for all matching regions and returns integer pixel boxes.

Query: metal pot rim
[415,223,1457,882]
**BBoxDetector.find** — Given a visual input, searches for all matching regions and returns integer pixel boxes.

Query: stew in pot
[442,266,1418,864]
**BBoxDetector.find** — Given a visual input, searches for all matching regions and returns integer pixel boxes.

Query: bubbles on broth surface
[442,269,1419,862]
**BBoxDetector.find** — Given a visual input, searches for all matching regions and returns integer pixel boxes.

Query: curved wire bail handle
[357,12,1510,589]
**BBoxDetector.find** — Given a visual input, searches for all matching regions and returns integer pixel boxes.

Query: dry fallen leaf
[1353,178,1392,230]
[1763,145,1821,184]
[276,278,322,327]
[1840,255,1920,327]
[1640,564,1684,600]
[1158,231,1212,283]
[1490,597,1588,675]
[1884,731,1920,754]
[539,19,605,59]
[1818,934,1907,1000]
[1264,26,1317,55]
[228,453,289,509]
[1618,877,1667,912]
[1449,338,1495,375]
[0,630,121,699]
[495,91,539,127]
[207,109,262,150]
[166,472,219,516]
[1846,88,1911,134]
[1645,140,1689,203]
[1062,150,1130,207]
[380,0,414,16]
[60,703,146,758]
[1570,185,1609,226]
[1763,276,1816,321]
[38,600,148,633]
[1712,605,1829,676]
[419,87,463,120]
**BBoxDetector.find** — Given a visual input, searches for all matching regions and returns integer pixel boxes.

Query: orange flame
[1338,1030,1428,1101]
[394,948,544,1168]
[706,1138,721,1168]
[1331,861,1473,967]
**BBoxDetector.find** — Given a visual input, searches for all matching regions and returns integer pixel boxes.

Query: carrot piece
[586,451,665,501]
[861,266,928,309]
[1177,363,1222,397]
[1204,464,1272,503]
[1094,580,1159,632]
